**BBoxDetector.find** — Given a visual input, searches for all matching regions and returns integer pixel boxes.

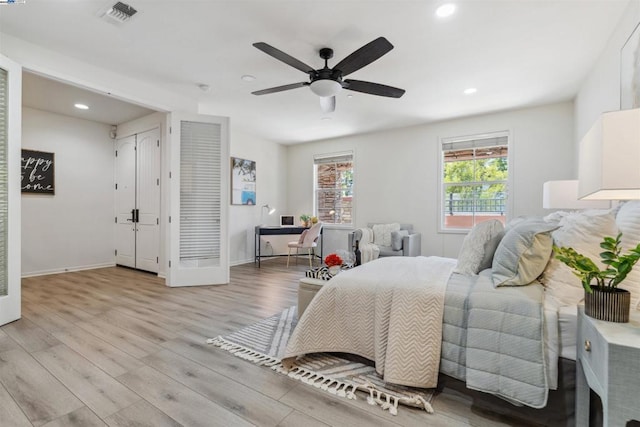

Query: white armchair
[348,223,421,258]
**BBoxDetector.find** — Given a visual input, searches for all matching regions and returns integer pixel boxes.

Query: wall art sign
[621,21,640,109]
[21,149,55,194]
[231,157,256,205]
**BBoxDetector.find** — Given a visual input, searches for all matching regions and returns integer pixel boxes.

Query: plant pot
[328,266,341,276]
[584,286,631,323]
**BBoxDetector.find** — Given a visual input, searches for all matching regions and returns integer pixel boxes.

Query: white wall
[287,101,575,258]
[229,128,288,265]
[575,0,640,154]
[22,107,115,276]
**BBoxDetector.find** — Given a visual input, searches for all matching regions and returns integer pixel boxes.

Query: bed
[283,201,640,415]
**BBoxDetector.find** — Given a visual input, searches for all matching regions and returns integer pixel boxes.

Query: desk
[254,226,323,267]
[576,306,640,426]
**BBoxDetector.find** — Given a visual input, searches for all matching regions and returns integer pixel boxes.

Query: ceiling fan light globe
[310,79,341,97]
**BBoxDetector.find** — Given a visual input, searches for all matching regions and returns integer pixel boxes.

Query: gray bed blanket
[442,269,549,408]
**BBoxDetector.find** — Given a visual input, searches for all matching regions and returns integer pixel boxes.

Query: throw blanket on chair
[283,256,456,388]
[358,227,380,264]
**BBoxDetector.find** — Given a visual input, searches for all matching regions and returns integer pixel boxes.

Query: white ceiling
[1,0,630,144]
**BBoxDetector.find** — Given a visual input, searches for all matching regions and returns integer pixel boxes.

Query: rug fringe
[207,335,434,415]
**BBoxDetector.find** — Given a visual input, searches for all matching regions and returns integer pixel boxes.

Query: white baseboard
[230,258,255,266]
[21,262,117,278]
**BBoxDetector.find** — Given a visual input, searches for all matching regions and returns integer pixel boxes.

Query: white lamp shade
[543,180,610,209]
[578,108,640,200]
[310,79,342,97]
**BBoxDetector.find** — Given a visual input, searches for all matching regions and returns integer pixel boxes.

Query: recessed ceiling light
[463,88,477,95]
[347,94,354,99]
[241,74,256,82]
[436,3,456,18]
[74,103,89,110]
[320,116,332,121]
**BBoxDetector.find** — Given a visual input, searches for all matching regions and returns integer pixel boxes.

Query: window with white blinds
[0,68,7,296]
[179,121,221,263]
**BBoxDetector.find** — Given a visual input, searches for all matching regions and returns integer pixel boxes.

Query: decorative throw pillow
[492,219,559,287]
[454,220,505,275]
[541,209,618,306]
[391,230,409,251]
[373,223,401,247]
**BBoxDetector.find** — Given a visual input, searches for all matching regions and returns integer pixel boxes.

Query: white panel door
[0,55,21,326]
[168,113,229,287]
[135,128,160,273]
[115,135,136,269]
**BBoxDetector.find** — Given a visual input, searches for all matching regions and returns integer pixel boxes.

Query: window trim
[313,150,355,227]
[437,130,511,234]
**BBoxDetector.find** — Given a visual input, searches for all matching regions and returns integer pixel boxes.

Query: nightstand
[576,306,640,426]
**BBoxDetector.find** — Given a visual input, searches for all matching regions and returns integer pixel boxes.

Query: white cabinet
[115,128,160,273]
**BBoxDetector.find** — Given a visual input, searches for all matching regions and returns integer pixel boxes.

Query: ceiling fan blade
[253,42,315,74]
[333,37,394,77]
[252,82,308,96]
[320,96,336,113]
[343,79,405,98]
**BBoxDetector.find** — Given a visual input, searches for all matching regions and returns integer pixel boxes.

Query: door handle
[131,209,136,222]
[134,209,139,223]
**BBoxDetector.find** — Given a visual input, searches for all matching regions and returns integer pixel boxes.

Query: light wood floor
[0,259,547,426]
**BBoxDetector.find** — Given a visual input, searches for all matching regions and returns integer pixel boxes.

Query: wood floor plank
[2,318,61,353]
[116,365,255,427]
[75,317,163,359]
[0,381,32,427]
[51,326,145,377]
[143,349,293,426]
[0,348,84,426]
[41,406,107,427]
[0,328,21,353]
[277,410,330,427]
[33,344,141,418]
[104,400,181,427]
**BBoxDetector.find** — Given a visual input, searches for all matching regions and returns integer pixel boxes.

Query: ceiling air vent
[103,2,137,24]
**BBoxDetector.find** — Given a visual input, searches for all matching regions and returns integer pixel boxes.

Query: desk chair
[287,222,323,269]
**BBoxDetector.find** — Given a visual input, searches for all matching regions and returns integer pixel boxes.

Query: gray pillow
[454,220,505,275]
[492,220,558,287]
[391,230,409,251]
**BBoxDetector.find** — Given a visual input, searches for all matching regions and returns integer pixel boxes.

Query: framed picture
[21,149,55,194]
[231,157,256,205]
[621,21,640,109]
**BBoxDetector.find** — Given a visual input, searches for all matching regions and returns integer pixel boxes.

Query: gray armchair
[348,223,421,257]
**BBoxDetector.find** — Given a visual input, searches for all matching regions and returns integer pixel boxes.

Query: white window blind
[179,121,221,262]
[314,152,354,225]
[0,68,7,296]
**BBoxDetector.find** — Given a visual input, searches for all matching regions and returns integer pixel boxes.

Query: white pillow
[492,219,558,287]
[541,209,618,307]
[454,220,504,275]
[373,223,400,247]
[615,201,640,307]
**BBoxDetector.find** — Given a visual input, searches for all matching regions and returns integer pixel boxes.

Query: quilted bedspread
[283,256,456,388]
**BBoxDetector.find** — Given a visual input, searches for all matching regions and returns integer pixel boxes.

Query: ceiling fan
[251,37,405,113]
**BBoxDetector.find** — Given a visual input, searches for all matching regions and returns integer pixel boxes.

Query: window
[314,152,354,225]
[440,132,509,231]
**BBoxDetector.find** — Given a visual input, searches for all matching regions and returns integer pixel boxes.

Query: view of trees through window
[443,145,508,229]
[315,158,353,225]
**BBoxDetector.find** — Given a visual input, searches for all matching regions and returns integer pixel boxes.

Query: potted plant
[300,214,311,227]
[554,233,640,322]
[324,253,343,276]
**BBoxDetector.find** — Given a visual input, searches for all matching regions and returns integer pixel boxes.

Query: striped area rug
[207,306,436,416]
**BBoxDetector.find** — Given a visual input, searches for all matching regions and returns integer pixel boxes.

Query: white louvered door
[0,55,21,326]
[168,113,229,287]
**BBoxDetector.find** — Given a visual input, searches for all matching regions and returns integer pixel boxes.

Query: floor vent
[103,1,137,24]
